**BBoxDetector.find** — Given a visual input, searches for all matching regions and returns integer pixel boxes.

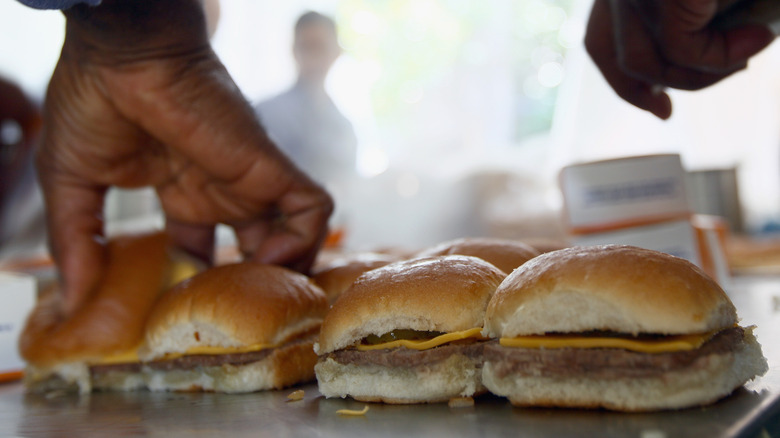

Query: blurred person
[255,11,358,186]
[18,0,333,315]
[585,0,776,119]
[0,76,45,258]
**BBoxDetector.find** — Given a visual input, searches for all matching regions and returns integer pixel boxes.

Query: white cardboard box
[560,154,690,232]
[573,219,702,267]
[0,272,36,379]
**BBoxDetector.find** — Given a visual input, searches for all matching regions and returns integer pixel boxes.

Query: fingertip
[650,92,673,120]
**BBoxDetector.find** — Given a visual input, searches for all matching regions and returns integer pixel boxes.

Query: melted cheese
[499,332,715,353]
[91,349,141,365]
[158,343,274,361]
[356,327,485,351]
[168,259,200,287]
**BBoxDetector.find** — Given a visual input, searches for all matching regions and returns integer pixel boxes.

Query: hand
[37,0,333,315]
[585,0,775,119]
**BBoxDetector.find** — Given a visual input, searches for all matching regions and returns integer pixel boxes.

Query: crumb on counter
[286,389,305,402]
[336,405,369,416]
[448,396,475,408]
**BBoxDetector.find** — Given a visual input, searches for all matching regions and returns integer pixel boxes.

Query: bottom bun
[482,329,768,412]
[315,354,483,404]
[24,363,91,394]
[93,369,146,392]
[29,338,318,394]
[143,339,318,393]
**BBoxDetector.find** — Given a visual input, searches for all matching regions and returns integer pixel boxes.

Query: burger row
[18,233,767,412]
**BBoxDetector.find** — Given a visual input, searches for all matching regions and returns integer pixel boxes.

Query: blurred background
[2,0,779,255]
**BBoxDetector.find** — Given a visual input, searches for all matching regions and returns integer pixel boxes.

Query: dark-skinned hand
[37,0,333,315]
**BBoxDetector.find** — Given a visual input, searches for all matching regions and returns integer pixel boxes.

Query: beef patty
[320,327,744,379]
[483,326,744,379]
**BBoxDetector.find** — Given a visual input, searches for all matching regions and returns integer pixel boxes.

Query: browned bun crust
[316,255,506,354]
[312,252,400,303]
[417,237,540,274]
[141,263,328,360]
[485,245,737,337]
[19,232,176,366]
[267,338,319,389]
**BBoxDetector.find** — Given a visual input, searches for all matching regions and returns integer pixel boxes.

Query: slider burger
[312,252,400,303]
[138,262,327,393]
[19,232,199,393]
[482,245,768,411]
[315,255,506,403]
[417,237,540,275]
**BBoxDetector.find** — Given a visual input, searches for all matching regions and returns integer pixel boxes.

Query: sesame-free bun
[484,245,737,338]
[141,263,327,361]
[316,353,484,404]
[417,237,540,274]
[316,255,506,354]
[312,252,400,303]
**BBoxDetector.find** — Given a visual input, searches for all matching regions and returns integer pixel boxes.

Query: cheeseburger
[315,255,506,404]
[19,232,199,393]
[417,237,540,275]
[482,245,768,411]
[139,263,327,393]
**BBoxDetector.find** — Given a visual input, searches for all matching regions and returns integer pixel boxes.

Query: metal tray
[1,276,778,438]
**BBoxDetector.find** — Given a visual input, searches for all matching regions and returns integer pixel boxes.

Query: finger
[248,181,333,274]
[655,1,775,72]
[106,50,333,269]
[36,146,107,316]
[612,0,737,90]
[165,218,215,265]
[586,0,673,119]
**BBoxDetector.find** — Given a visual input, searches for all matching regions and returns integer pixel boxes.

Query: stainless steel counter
[1,276,778,438]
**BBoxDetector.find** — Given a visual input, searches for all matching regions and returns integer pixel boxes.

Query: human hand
[37,0,333,315]
[585,0,775,119]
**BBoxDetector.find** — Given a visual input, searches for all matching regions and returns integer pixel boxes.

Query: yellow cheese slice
[92,342,274,365]
[356,327,485,351]
[91,349,141,365]
[499,331,715,353]
[168,259,200,287]
[158,342,275,361]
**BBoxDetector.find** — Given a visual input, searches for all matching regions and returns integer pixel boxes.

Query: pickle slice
[364,330,446,345]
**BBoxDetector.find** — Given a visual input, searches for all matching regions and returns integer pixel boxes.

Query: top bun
[417,237,540,274]
[484,245,736,338]
[20,232,191,366]
[312,252,401,303]
[317,255,506,354]
[141,263,327,360]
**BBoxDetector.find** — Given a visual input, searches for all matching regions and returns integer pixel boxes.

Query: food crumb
[448,397,475,408]
[286,389,305,402]
[336,405,369,416]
